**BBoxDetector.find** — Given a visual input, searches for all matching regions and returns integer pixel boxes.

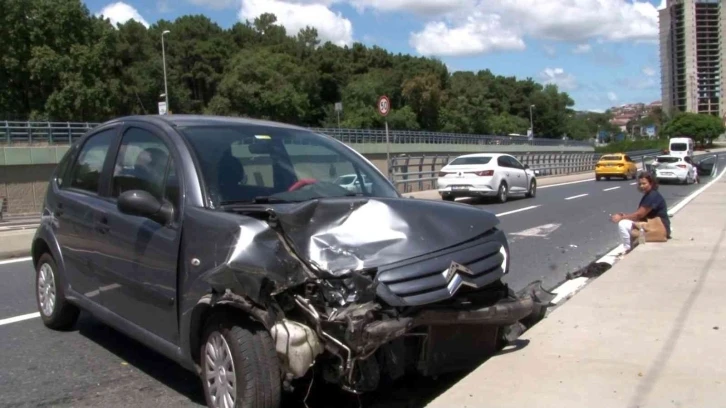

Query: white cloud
[402,0,660,56]
[409,13,525,56]
[97,2,149,28]
[642,66,656,76]
[607,91,618,102]
[349,0,474,15]
[542,44,556,57]
[240,0,354,47]
[187,0,236,9]
[572,43,592,54]
[539,68,578,91]
[657,0,667,10]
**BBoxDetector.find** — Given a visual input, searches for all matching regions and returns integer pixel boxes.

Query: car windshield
[670,143,687,151]
[600,155,622,161]
[657,156,680,163]
[179,124,399,206]
[449,156,492,165]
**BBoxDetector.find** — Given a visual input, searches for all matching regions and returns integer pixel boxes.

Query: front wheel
[36,253,79,330]
[200,316,282,408]
[526,179,537,198]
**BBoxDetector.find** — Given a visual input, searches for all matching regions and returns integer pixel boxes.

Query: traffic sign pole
[377,95,392,180]
[385,120,391,179]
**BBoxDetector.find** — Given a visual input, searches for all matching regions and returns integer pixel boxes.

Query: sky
[83,0,669,112]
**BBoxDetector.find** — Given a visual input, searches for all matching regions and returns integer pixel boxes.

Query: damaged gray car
[32,115,554,407]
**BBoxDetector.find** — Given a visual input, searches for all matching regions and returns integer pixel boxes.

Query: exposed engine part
[270,319,324,379]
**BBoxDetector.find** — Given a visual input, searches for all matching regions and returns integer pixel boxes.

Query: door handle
[95,216,110,234]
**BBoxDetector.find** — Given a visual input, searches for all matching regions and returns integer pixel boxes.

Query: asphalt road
[1,152,723,408]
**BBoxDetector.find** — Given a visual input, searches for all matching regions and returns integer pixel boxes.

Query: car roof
[600,153,625,156]
[452,153,508,159]
[99,114,310,132]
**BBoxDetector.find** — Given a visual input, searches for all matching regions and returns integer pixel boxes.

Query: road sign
[377,95,390,116]
[334,102,343,112]
[158,101,167,115]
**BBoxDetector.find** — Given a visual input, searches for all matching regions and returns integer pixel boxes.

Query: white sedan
[653,155,697,184]
[437,153,537,203]
[335,173,373,193]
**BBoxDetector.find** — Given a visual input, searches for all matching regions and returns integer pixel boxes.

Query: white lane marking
[0,256,33,266]
[538,178,594,189]
[603,186,621,191]
[495,205,540,217]
[565,193,589,200]
[551,277,589,305]
[630,182,637,185]
[0,312,40,327]
[510,223,561,238]
[668,165,726,216]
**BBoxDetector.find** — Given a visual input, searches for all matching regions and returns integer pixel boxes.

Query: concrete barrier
[0,229,34,260]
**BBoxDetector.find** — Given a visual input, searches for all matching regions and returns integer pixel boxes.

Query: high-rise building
[659,0,726,124]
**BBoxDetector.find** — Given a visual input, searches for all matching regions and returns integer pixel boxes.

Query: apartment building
[659,0,726,123]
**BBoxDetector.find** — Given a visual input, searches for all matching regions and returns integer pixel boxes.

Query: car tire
[442,195,454,201]
[526,179,537,198]
[497,183,508,203]
[596,175,601,181]
[36,253,80,330]
[200,315,281,408]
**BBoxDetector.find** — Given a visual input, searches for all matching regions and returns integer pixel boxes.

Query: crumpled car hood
[271,197,501,277]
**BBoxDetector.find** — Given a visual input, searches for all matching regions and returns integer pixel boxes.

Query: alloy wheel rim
[38,263,56,317]
[204,332,237,408]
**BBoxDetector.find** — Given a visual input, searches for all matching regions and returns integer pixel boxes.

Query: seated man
[611,172,670,254]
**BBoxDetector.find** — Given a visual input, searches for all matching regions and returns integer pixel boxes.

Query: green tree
[0,1,583,138]
[662,112,725,146]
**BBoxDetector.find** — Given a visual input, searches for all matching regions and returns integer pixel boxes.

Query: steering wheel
[287,178,318,192]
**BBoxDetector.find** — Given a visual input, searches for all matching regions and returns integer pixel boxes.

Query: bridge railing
[0,121,594,147]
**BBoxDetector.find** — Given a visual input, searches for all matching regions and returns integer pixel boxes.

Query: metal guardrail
[308,127,594,147]
[0,121,594,147]
[390,150,662,193]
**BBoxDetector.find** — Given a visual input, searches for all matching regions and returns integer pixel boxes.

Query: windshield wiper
[219,197,294,207]
[250,196,296,204]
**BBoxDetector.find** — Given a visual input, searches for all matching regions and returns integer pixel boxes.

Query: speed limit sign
[377,95,390,116]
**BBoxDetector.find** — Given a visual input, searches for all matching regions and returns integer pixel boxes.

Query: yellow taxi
[595,153,638,181]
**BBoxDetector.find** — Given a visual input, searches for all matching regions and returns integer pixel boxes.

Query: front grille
[375,238,506,307]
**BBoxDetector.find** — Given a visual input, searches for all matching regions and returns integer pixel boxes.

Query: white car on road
[437,153,537,203]
[335,173,373,193]
[653,155,697,184]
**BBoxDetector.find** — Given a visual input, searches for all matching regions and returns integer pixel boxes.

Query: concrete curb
[0,229,35,260]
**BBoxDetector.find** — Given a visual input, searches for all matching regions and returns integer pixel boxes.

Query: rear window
[600,155,622,161]
[449,156,492,165]
[657,156,680,163]
[670,143,687,151]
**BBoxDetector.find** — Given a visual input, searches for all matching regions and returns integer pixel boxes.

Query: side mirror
[523,164,530,169]
[118,190,173,225]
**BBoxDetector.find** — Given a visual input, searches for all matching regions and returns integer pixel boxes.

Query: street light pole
[162,30,170,114]
[529,104,535,139]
